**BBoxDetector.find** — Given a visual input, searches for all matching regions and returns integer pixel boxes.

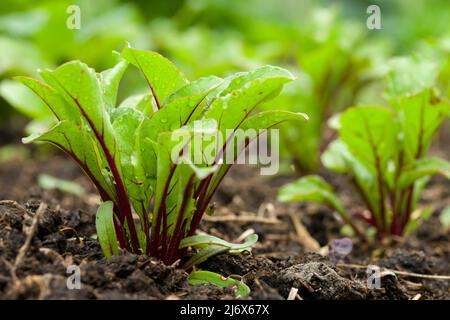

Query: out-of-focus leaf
[95,201,119,258]
[121,46,188,106]
[386,56,438,98]
[439,206,450,231]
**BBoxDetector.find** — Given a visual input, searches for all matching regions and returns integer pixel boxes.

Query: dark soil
[0,149,448,300]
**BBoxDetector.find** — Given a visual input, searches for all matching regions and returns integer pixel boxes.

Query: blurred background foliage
[0,0,448,170]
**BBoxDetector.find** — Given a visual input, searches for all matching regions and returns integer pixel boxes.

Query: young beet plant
[19,45,306,266]
[278,57,450,240]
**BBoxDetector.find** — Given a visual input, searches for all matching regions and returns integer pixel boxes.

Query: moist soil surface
[0,147,449,300]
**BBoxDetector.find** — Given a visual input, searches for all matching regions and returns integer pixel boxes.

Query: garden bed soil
[0,150,448,300]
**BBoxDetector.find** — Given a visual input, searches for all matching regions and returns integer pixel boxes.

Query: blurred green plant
[0,0,146,128]
[278,56,450,240]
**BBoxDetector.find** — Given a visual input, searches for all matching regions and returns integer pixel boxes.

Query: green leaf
[118,93,153,116]
[322,139,380,218]
[121,46,188,106]
[14,76,79,122]
[394,90,450,162]
[164,75,223,105]
[321,139,349,174]
[180,157,219,180]
[240,110,308,133]
[23,121,115,200]
[39,61,114,136]
[340,106,397,172]
[146,76,223,139]
[412,176,431,212]
[21,47,301,261]
[100,58,129,108]
[203,66,295,139]
[150,131,185,236]
[181,234,258,269]
[38,174,86,196]
[336,107,398,227]
[439,206,450,231]
[183,245,229,270]
[0,79,52,120]
[112,108,156,218]
[95,201,119,258]
[0,36,48,74]
[386,56,439,98]
[404,206,433,235]
[278,175,346,216]
[180,234,258,252]
[399,157,450,189]
[188,270,250,299]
